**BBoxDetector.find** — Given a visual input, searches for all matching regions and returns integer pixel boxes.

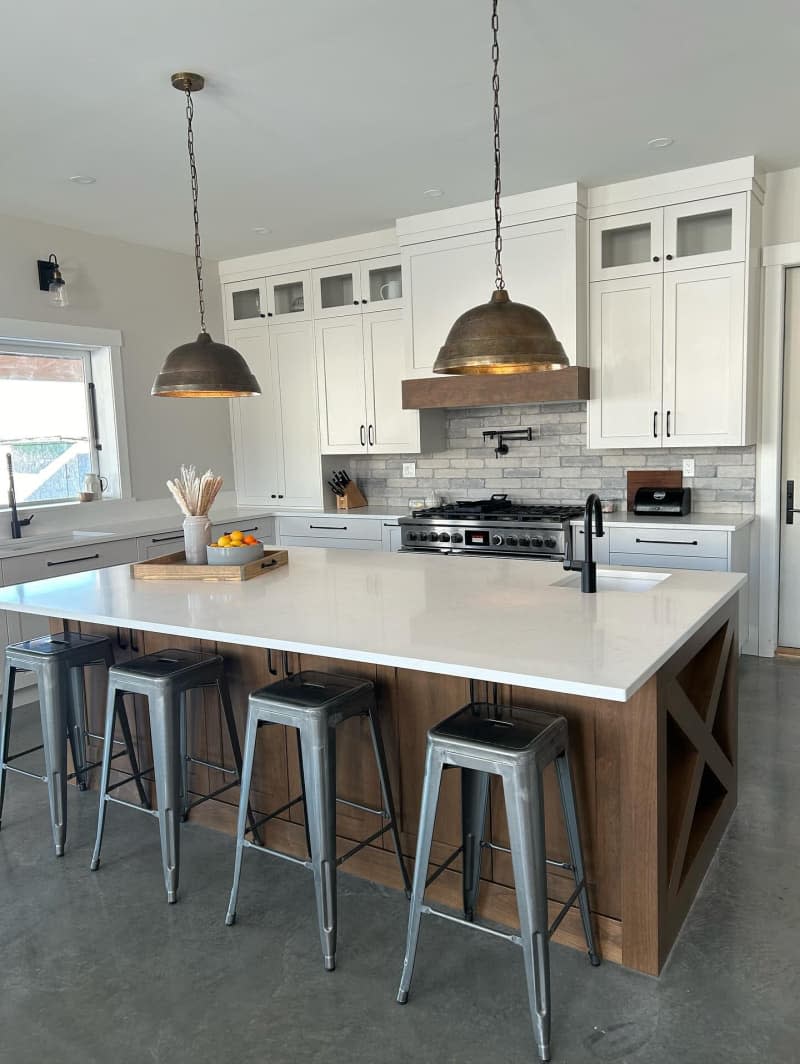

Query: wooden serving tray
[131,548,288,582]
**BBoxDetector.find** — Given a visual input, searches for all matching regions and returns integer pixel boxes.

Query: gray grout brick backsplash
[347,404,756,514]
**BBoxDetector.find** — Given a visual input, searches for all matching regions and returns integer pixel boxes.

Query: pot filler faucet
[563,493,604,593]
[6,453,34,539]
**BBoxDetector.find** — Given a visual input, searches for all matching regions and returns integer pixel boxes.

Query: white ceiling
[3,0,799,261]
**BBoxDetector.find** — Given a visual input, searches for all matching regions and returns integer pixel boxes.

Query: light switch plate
[402,462,416,478]
[682,458,695,478]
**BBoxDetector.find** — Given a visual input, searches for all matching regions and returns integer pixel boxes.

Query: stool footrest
[4,764,46,782]
[548,879,587,939]
[336,823,393,867]
[187,755,236,776]
[420,904,523,947]
[243,838,312,869]
[85,732,126,747]
[104,794,158,818]
[425,844,464,889]
[335,797,387,817]
[480,840,573,871]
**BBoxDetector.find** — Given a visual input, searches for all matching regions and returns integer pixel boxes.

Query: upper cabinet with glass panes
[312,256,403,318]
[590,193,747,282]
[224,271,311,330]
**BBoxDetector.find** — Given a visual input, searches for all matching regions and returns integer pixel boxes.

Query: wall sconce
[37,253,68,307]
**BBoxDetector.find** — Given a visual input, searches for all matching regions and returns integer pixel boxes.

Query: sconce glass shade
[433,289,568,375]
[151,331,261,398]
[49,278,68,308]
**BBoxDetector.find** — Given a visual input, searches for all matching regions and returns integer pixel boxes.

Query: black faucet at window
[563,493,604,593]
[6,453,34,540]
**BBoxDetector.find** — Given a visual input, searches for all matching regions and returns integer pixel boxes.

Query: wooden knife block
[336,482,368,510]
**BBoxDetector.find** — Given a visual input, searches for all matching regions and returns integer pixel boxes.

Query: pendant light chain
[184,88,206,334]
[492,0,504,291]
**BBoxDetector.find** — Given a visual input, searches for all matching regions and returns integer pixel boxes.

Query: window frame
[0,318,132,509]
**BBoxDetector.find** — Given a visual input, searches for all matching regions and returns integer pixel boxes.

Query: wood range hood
[401,366,589,411]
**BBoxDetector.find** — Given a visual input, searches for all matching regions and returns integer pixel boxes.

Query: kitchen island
[0,548,744,975]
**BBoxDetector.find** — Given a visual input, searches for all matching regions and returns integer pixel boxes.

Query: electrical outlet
[402,462,416,478]
[682,458,695,478]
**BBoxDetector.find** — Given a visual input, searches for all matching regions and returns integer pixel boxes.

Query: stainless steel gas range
[399,494,585,560]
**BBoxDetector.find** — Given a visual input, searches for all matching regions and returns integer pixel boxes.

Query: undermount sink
[0,530,112,552]
[553,570,670,594]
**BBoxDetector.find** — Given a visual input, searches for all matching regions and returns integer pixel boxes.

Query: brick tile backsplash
[347,403,756,514]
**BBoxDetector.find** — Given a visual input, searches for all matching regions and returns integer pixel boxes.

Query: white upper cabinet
[230,322,322,507]
[363,311,420,453]
[587,162,762,451]
[312,256,403,318]
[224,279,268,330]
[224,271,311,330]
[589,208,664,281]
[588,274,664,449]
[398,196,586,377]
[662,193,747,272]
[315,317,369,452]
[662,262,745,447]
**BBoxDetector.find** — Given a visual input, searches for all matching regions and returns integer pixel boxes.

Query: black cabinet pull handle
[267,648,278,676]
[47,553,100,567]
[219,526,260,536]
[309,524,347,531]
[666,410,671,437]
[635,538,699,546]
[653,411,658,438]
[152,533,183,543]
[368,424,374,446]
[360,424,366,446]
[786,480,800,525]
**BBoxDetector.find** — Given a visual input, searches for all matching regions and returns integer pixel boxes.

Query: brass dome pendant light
[152,73,261,398]
[433,1,568,375]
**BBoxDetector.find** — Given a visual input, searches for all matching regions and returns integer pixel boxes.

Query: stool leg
[217,677,262,845]
[225,708,259,927]
[461,768,490,921]
[295,728,312,861]
[179,691,189,820]
[90,684,121,871]
[367,705,411,895]
[39,661,71,857]
[148,693,183,903]
[67,665,90,791]
[0,663,17,829]
[115,696,150,810]
[397,743,444,1005]
[555,750,600,966]
[299,717,338,971]
[504,765,551,1063]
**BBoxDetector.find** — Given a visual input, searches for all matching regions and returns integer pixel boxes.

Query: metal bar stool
[396,700,600,1063]
[225,669,411,971]
[90,648,258,903]
[0,632,148,856]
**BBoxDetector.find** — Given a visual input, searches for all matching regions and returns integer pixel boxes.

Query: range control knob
[439,532,450,543]
[532,537,543,548]
[518,537,530,547]
[429,532,439,542]
[406,532,418,541]
[450,532,463,544]
[491,534,504,546]
[544,537,557,549]
[506,536,518,547]
[419,532,428,541]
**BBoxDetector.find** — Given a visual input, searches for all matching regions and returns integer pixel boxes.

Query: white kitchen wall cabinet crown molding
[218,229,398,284]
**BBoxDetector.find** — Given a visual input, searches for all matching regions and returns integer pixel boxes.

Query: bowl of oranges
[206,530,263,565]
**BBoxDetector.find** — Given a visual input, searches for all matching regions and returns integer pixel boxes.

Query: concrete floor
[0,655,798,1064]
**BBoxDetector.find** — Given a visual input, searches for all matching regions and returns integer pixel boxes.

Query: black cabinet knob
[259,312,266,317]
[361,299,368,304]
[652,256,660,262]
[271,494,276,499]
[665,254,673,261]
[278,494,284,498]
[353,300,359,305]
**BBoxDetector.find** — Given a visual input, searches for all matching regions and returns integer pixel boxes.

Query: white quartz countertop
[571,512,754,532]
[0,548,745,702]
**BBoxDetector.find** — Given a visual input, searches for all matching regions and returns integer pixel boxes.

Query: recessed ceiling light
[69,174,96,184]
[647,137,674,150]
[252,226,270,234]
[423,187,444,198]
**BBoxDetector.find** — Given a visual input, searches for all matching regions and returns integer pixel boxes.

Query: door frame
[756,241,800,655]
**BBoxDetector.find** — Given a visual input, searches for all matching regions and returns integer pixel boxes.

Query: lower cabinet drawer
[609,527,728,559]
[610,552,728,572]
[278,516,382,541]
[210,517,274,543]
[571,528,610,565]
[280,535,381,552]
[2,537,137,585]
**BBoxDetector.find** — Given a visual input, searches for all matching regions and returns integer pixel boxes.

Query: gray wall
[349,403,756,514]
[0,213,234,501]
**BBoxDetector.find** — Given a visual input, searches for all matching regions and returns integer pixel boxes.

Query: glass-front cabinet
[312,256,403,317]
[224,279,268,330]
[663,193,746,271]
[589,209,664,281]
[225,272,311,329]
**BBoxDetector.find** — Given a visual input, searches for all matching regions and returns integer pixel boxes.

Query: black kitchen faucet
[563,493,604,593]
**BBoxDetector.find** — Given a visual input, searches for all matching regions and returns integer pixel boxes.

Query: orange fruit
[243,535,258,545]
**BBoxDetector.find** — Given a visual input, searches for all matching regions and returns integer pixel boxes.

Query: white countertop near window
[0,546,745,702]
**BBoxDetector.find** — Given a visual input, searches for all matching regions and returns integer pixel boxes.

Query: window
[0,346,101,504]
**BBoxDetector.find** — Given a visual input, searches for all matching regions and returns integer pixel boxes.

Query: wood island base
[57,596,737,976]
